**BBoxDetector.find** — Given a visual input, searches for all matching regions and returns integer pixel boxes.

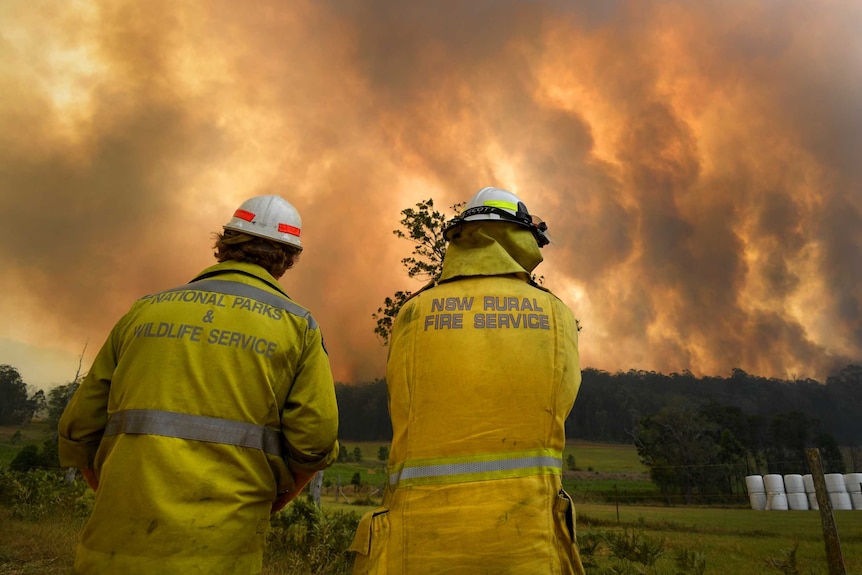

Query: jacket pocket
[348,506,390,575]
[554,489,575,541]
[553,489,585,575]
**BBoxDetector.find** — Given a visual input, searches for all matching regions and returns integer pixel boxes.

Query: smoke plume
[1,0,860,387]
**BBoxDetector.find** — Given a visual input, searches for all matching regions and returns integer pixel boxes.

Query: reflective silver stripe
[104,409,283,456]
[389,454,562,486]
[160,280,318,330]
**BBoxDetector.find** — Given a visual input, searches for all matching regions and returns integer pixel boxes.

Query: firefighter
[350,186,585,574]
[59,195,339,574]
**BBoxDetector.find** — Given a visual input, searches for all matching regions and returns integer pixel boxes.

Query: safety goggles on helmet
[443,192,551,248]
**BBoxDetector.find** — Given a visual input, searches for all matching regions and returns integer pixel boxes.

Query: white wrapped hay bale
[764,474,788,511]
[784,474,809,510]
[745,475,767,510]
[843,473,862,510]
[825,473,852,510]
[803,474,819,510]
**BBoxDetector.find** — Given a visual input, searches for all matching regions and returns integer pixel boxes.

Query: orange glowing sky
[2,0,861,390]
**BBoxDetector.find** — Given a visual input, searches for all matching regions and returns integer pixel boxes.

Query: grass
[0,513,84,575]
[565,440,648,474]
[576,503,862,573]
[326,440,659,505]
[5,498,861,575]
[4,437,862,574]
[0,423,55,469]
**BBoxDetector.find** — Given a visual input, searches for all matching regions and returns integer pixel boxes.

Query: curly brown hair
[213,231,301,279]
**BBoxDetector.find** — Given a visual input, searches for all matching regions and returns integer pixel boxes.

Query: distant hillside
[568,365,862,444]
[336,364,862,445]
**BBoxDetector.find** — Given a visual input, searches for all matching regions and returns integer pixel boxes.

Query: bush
[266,495,360,575]
[0,468,89,520]
[576,523,708,575]
[377,446,389,462]
[9,438,60,471]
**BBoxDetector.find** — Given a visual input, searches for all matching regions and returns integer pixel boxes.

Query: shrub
[267,495,360,575]
[377,446,389,462]
[0,468,89,520]
[576,525,708,575]
[9,438,60,471]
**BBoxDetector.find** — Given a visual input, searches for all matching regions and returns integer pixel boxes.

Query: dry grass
[0,510,84,575]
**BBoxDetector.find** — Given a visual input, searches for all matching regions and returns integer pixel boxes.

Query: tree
[766,410,812,474]
[46,382,80,429]
[0,365,41,425]
[335,379,392,441]
[46,345,87,430]
[633,401,748,503]
[29,389,46,420]
[377,446,389,462]
[372,199,461,345]
[814,432,846,474]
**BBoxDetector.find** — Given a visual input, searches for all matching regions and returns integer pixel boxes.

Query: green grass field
[3,433,861,574]
[577,503,862,573]
[306,442,862,573]
[565,440,648,473]
[0,423,54,468]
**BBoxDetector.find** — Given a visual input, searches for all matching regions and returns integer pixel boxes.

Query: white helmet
[443,186,551,247]
[223,195,303,249]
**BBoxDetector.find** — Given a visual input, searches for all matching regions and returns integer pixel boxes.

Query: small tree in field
[378,446,389,462]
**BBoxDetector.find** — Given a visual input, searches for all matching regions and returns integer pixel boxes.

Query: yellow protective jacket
[58,261,339,575]
[350,223,584,574]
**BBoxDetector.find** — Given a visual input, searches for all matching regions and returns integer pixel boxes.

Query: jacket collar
[190,261,289,297]
[439,223,543,283]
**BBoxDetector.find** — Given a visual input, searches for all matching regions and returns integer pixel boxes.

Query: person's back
[351,187,584,574]
[59,195,339,574]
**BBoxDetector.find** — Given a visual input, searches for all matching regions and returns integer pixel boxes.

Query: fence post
[311,471,323,508]
[806,448,846,575]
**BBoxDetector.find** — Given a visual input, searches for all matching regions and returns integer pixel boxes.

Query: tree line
[6,361,861,452]
[5,361,861,503]
[334,365,862,503]
[334,364,862,445]
[0,365,78,430]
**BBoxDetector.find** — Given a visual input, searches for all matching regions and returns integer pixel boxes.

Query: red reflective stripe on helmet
[234,209,255,222]
[278,223,301,236]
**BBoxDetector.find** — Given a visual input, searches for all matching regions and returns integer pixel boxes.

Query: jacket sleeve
[556,298,582,413]
[280,324,340,475]
[57,316,127,470]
